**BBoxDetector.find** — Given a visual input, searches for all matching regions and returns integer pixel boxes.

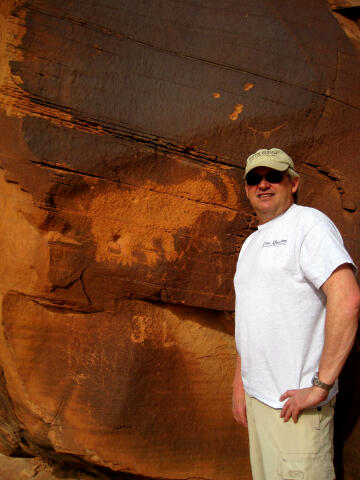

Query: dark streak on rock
[7,290,100,315]
[80,269,92,306]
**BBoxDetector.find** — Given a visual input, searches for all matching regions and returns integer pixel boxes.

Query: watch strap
[311,372,334,391]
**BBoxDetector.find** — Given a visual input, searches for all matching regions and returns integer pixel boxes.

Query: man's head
[244,148,299,224]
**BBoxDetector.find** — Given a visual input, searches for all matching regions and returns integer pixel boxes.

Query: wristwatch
[311,372,334,391]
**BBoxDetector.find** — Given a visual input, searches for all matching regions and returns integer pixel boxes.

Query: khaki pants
[245,394,335,480]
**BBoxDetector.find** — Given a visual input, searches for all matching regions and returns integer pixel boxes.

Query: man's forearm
[318,265,360,386]
[233,354,243,389]
[232,354,247,427]
[318,310,358,387]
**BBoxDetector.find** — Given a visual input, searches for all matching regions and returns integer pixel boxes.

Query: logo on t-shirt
[262,239,287,247]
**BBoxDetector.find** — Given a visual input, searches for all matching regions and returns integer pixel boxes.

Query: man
[232,148,360,479]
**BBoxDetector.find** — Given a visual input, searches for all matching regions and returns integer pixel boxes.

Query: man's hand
[232,386,248,428]
[279,386,328,423]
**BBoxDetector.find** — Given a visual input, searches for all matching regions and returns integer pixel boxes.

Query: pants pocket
[277,452,335,480]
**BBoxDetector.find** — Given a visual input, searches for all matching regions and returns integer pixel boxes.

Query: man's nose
[258,177,271,189]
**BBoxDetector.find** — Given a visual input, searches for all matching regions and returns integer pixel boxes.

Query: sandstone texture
[0,1,359,479]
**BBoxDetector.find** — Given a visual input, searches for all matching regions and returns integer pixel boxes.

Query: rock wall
[0,1,359,479]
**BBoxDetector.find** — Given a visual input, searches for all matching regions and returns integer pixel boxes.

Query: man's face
[245,166,299,224]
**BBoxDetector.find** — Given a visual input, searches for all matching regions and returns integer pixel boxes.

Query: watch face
[312,374,319,386]
[312,374,332,391]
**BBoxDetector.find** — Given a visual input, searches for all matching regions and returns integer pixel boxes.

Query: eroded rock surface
[0,1,359,479]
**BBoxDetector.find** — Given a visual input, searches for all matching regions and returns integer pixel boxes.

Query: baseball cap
[244,148,299,179]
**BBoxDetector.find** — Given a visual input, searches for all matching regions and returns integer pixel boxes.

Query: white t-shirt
[234,204,355,408]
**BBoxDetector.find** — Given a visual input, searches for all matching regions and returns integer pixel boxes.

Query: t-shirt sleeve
[299,218,356,289]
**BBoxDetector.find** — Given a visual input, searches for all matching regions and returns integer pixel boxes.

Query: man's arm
[232,353,248,428]
[280,263,360,423]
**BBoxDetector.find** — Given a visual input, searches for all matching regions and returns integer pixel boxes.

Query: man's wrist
[311,385,329,402]
[311,372,334,391]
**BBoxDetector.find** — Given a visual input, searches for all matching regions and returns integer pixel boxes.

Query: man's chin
[255,202,275,214]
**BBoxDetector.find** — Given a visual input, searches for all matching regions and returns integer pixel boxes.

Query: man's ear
[291,176,299,194]
[245,183,249,198]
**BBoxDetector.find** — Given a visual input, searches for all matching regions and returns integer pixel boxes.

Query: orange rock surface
[0,1,359,479]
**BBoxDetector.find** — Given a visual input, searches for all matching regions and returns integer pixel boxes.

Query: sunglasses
[245,170,284,186]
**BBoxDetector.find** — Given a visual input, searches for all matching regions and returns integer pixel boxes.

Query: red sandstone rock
[0,0,359,479]
[328,0,360,8]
